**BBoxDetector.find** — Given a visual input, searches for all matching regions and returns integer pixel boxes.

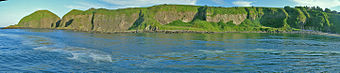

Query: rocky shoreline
[2,27,331,35]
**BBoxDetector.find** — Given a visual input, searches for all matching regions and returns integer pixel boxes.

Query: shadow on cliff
[65,19,74,27]
[192,6,208,21]
[129,10,144,30]
[52,20,61,28]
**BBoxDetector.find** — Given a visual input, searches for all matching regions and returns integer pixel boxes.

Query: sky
[0,0,340,27]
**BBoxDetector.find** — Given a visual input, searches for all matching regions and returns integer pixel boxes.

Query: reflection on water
[0,29,339,72]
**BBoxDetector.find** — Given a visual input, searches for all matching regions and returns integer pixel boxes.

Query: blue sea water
[0,29,340,72]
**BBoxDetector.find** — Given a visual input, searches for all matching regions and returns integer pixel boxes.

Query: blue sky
[0,0,340,27]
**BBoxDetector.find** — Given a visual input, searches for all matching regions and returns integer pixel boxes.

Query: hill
[16,10,60,28]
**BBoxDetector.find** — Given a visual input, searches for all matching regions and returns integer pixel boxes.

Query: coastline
[7,5,340,37]
[1,27,333,35]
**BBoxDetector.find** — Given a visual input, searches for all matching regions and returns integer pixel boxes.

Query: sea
[0,28,339,72]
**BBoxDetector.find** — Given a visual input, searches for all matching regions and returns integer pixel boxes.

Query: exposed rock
[155,11,196,24]
[93,12,139,32]
[206,14,247,25]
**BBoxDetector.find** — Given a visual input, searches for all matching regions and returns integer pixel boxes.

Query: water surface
[0,29,339,72]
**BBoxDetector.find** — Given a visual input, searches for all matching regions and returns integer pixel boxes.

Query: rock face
[12,5,340,33]
[92,9,140,32]
[207,14,247,25]
[206,7,248,25]
[56,9,140,32]
[58,9,94,31]
[155,11,196,24]
[16,10,60,28]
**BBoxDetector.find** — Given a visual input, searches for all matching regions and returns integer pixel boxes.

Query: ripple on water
[33,46,113,63]
[12,34,113,64]
[128,49,340,72]
[1,29,340,72]
[0,33,113,72]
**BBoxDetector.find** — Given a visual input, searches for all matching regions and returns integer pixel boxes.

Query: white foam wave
[198,50,224,54]
[34,46,112,63]
[315,32,340,37]
[89,53,113,62]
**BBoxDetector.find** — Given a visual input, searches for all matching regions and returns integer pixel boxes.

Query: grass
[150,4,199,12]
[207,7,248,16]
[159,19,292,32]
[18,10,59,25]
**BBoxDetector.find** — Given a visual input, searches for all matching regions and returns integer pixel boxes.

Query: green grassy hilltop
[9,5,340,33]
[16,10,60,28]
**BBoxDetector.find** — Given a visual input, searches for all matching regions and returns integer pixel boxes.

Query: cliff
[8,5,340,34]
[16,10,60,28]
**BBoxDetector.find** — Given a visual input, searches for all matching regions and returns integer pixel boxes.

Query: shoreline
[1,27,333,35]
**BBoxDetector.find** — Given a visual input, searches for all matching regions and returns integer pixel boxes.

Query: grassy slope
[17,10,60,26]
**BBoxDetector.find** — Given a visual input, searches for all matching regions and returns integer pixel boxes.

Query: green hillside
[17,10,60,28]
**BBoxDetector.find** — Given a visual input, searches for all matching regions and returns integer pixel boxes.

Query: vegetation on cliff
[8,5,340,34]
[16,10,60,28]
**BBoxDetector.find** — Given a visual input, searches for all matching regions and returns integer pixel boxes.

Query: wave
[197,48,340,55]
[3,33,114,63]
[311,32,340,37]
[0,33,21,38]
[34,46,112,63]
[143,48,340,62]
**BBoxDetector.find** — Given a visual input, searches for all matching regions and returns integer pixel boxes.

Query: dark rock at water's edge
[5,5,340,34]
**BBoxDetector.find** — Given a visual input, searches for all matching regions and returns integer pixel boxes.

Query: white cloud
[293,0,340,9]
[101,0,197,7]
[211,0,227,5]
[65,0,197,10]
[232,0,253,6]
[65,1,108,10]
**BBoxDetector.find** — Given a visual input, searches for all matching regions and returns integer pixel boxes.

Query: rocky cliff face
[206,7,248,25]
[206,14,247,25]
[92,9,140,32]
[16,10,60,28]
[56,9,141,32]
[13,5,340,33]
[155,11,196,24]
[58,9,94,31]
